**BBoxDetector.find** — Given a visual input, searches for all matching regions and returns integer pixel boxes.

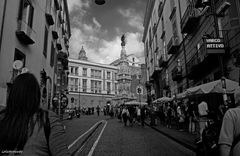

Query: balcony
[56,39,62,50]
[194,0,209,8]
[187,44,219,79]
[158,2,163,17]
[161,79,169,90]
[45,7,54,25]
[172,66,182,81]
[159,55,168,68]
[16,20,36,44]
[181,4,201,34]
[167,35,180,54]
[117,75,131,80]
[151,66,162,78]
[52,30,59,39]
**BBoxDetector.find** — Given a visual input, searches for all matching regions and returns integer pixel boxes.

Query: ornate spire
[120,34,127,59]
[78,46,88,60]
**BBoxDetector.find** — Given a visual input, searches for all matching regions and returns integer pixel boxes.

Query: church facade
[110,35,147,105]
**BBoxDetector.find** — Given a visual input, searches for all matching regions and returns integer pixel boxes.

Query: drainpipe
[178,0,189,88]
[0,0,7,54]
[210,0,224,77]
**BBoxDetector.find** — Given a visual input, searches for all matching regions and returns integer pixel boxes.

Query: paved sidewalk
[145,119,198,152]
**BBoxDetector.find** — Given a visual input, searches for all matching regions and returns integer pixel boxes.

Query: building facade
[0,0,71,109]
[110,35,147,104]
[143,0,240,101]
[67,47,118,109]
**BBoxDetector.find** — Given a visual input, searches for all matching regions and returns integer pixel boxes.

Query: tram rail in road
[67,120,107,156]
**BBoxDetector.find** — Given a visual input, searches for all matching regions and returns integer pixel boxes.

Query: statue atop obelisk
[120,34,127,59]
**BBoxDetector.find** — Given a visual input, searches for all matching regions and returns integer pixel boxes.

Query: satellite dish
[12,60,23,70]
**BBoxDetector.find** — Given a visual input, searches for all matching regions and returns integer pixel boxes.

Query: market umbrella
[125,101,147,106]
[186,78,239,96]
[154,96,173,103]
[176,91,187,99]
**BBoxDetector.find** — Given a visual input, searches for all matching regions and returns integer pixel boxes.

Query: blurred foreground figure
[0,73,70,156]
[218,89,240,156]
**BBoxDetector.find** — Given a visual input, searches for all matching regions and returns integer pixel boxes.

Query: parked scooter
[76,110,80,118]
[68,110,73,120]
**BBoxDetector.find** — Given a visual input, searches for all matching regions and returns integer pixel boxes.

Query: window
[75,67,78,75]
[91,80,94,92]
[172,18,178,36]
[115,83,117,92]
[70,67,73,74]
[50,42,55,67]
[107,82,111,94]
[91,69,94,77]
[161,17,164,31]
[170,0,175,11]
[107,71,111,80]
[43,26,48,57]
[91,80,101,93]
[91,69,101,78]
[82,79,87,92]
[83,68,87,77]
[18,0,34,28]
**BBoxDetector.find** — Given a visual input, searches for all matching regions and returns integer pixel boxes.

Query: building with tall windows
[67,47,118,109]
[0,0,71,109]
[143,0,240,102]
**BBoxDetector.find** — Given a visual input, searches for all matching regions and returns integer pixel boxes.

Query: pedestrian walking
[96,105,100,116]
[188,101,197,134]
[198,100,209,141]
[0,73,69,156]
[218,89,240,156]
[177,103,185,131]
[140,106,146,127]
[166,103,172,128]
[121,106,129,126]
[137,106,141,124]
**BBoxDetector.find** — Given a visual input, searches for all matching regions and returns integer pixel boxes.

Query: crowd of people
[113,105,147,127]
[0,72,239,156]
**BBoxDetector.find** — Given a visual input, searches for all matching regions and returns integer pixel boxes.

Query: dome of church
[78,46,88,60]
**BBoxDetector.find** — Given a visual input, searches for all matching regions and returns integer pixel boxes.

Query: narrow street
[63,114,195,156]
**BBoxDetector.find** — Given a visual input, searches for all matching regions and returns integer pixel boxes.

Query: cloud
[67,0,90,12]
[118,8,144,32]
[69,28,144,64]
[68,1,145,64]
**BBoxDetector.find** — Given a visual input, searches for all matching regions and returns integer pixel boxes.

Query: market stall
[124,100,147,106]
[153,96,173,104]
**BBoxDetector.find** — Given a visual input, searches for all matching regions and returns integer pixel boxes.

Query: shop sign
[205,38,225,54]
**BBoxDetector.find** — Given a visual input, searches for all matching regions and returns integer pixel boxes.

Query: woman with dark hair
[0,73,69,155]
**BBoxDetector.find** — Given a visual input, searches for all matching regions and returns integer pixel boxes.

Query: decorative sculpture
[121,34,126,46]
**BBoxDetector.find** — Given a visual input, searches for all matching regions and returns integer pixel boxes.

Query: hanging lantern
[95,0,105,5]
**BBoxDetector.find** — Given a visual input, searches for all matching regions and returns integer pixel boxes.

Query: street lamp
[95,0,105,5]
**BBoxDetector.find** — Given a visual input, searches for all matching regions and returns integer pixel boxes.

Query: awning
[186,78,239,96]
[125,101,147,106]
[153,96,173,103]
[176,91,187,99]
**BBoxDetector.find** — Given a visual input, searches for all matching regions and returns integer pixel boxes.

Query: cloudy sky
[67,0,147,64]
